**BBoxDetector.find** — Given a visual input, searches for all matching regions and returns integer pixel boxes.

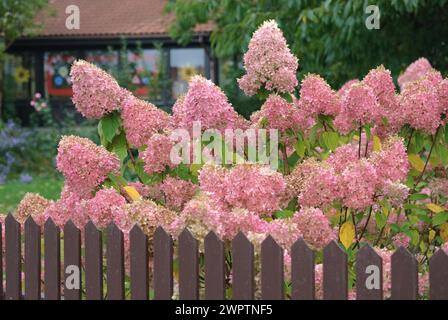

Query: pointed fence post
[232,232,254,300]
[356,244,382,300]
[5,214,21,300]
[85,221,103,300]
[291,238,314,300]
[261,236,284,300]
[24,217,41,300]
[130,224,149,300]
[178,228,199,300]
[429,249,448,300]
[204,231,225,300]
[107,223,124,300]
[391,247,418,300]
[153,227,173,300]
[64,220,81,300]
[323,241,348,300]
[44,218,60,300]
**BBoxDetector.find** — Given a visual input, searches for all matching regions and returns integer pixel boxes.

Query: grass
[0,175,64,214]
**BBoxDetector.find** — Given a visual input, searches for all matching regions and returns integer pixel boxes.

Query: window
[170,48,206,100]
[44,51,77,97]
[127,49,161,99]
[4,53,35,101]
[85,50,118,73]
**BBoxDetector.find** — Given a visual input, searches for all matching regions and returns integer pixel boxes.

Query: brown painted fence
[1,213,448,300]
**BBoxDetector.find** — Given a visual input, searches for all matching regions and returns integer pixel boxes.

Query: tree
[166,0,448,89]
[0,0,49,118]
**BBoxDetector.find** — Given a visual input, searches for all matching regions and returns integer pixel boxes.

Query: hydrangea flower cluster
[397,57,433,89]
[121,96,170,148]
[70,60,129,119]
[172,75,241,132]
[298,74,342,119]
[56,136,120,197]
[199,164,286,216]
[141,133,176,175]
[238,20,298,96]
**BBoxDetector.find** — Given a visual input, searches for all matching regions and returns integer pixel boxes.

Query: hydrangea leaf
[339,221,355,249]
[123,186,142,201]
[408,153,425,172]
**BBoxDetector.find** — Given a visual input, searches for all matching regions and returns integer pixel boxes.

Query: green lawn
[0,175,64,214]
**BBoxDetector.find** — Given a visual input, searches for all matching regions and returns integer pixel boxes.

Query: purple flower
[20,173,33,184]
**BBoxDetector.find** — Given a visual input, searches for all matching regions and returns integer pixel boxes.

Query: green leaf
[409,193,429,201]
[98,112,121,144]
[295,140,306,157]
[111,132,128,163]
[375,211,387,229]
[274,209,295,219]
[432,212,448,226]
[321,131,339,151]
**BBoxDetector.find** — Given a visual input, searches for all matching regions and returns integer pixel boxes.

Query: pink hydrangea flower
[327,144,359,174]
[70,60,130,119]
[298,165,341,208]
[172,75,241,132]
[141,133,176,175]
[334,83,380,133]
[199,164,286,216]
[399,75,441,135]
[370,136,409,183]
[392,233,411,248]
[121,96,170,148]
[337,79,360,98]
[159,177,198,211]
[263,218,302,250]
[43,186,89,228]
[250,94,303,145]
[15,193,52,226]
[298,73,342,118]
[397,57,433,89]
[363,66,401,134]
[56,136,120,197]
[86,188,127,229]
[238,20,298,96]
[341,160,379,210]
[293,207,336,250]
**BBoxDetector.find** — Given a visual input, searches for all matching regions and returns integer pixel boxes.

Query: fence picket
[153,227,173,300]
[44,218,60,300]
[107,223,125,300]
[391,246,418,300]
[179,228,199,300]
[130,224,149,300]
[291,238,314,300]
[261,236,284,300]
[429,249,448,300]
[5,214,21,300]
[85,221,103,300]
[0,222,3,299]
[64,220,81,300]
[232,232,254,300]
[323,241,347,300]
[356,244,382,300]
[24,217,41,300]
[204,231,225,300]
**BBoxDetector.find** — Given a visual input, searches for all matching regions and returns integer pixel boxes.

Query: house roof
[31,0,213,39]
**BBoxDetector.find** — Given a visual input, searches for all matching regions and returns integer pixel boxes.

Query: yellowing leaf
[426,203,445,213]
[339,221,355,249]
[408,154,425,172]
[373,135,382,152]
[123,186,141,201]
[429,229,436,242]
[440,223,448,242]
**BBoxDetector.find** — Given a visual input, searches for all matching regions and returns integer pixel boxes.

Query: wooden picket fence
[1,213,448,300]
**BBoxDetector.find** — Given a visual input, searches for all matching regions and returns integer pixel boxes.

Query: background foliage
[167,0,448,88]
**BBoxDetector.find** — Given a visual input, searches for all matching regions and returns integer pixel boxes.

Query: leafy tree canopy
[166,0,448,88]
[0,0,49,55]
